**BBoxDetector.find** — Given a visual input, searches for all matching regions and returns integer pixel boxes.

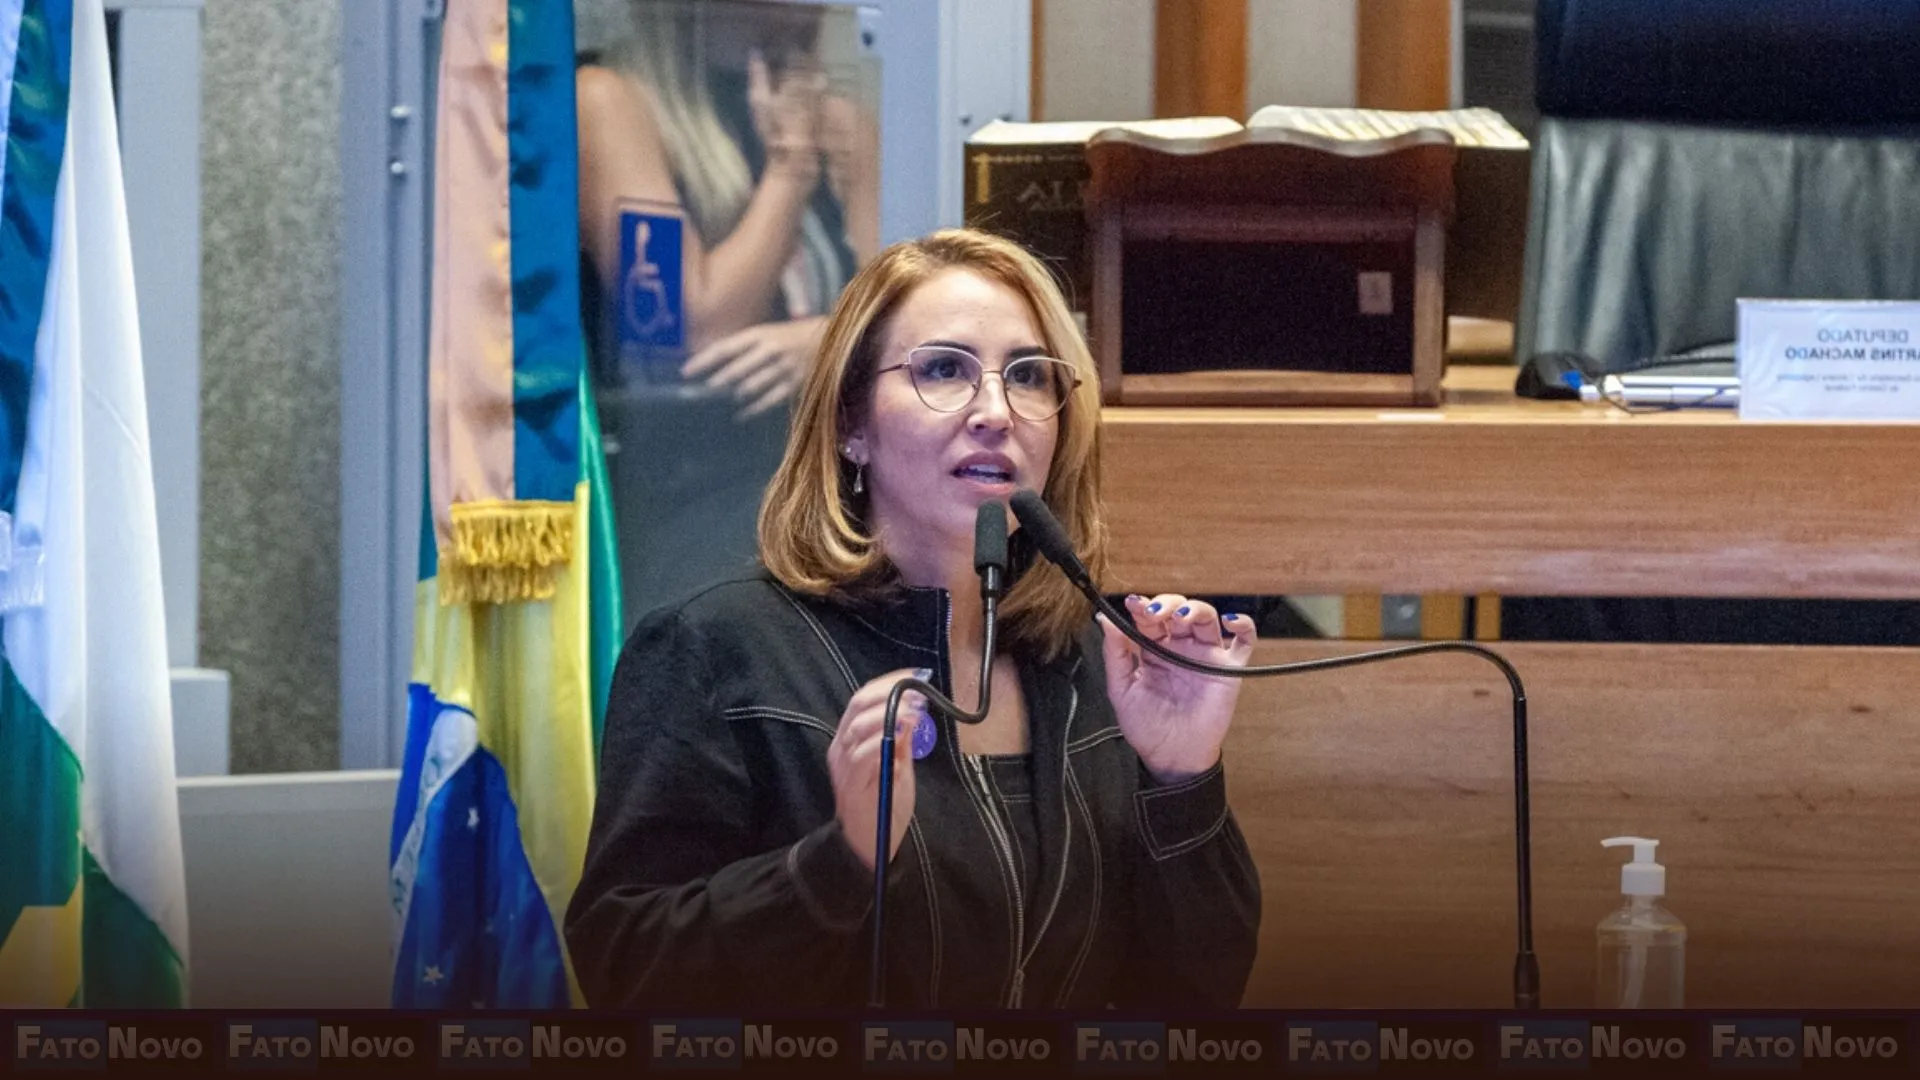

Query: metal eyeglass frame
[875,346,1083,422]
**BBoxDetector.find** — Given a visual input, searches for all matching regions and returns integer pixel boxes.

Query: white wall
[1039,0,1156,121]
[1246,0,1357,110]
[1040,0,1359,122]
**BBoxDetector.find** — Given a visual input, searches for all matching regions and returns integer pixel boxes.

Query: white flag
[0,0,189,1007]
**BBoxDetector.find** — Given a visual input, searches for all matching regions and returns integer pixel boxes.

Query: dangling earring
[853,462,865,495]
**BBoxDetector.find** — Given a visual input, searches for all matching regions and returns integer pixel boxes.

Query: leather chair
[1503,0,1920,645]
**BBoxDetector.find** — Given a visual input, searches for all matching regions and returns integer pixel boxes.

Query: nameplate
[1738,299,1920,420]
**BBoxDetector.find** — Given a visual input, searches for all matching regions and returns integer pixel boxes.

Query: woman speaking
[566,229,1260,1009]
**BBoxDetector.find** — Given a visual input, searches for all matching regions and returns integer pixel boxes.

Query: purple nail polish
[911,708,937,760]
[1176,605,1191,617]
[1147,601,1162,614]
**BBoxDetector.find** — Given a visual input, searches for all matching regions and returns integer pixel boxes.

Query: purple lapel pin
[911,708,938,760]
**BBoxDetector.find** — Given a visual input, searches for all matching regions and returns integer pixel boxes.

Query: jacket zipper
[944,591,1028,1007]
[1018,680,1077,1002]
[966,753,1028,1006]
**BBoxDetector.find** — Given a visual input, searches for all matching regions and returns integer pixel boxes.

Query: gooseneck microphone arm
[868,503,1008,1008]
[1007,490,1539,1011]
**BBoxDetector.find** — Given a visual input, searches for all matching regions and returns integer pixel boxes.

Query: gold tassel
[439,500,575,606]
[439,560,561,605]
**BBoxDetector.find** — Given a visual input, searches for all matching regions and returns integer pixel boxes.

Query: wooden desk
[1099,367,1920,1008]
[1103,365,1920,599]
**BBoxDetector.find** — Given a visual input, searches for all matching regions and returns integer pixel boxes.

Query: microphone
[975,498,1009,601]
[1007,489,1541,1010]
[868,501,1008,1006]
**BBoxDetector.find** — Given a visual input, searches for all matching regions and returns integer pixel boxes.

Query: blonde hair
[759,229,1108,662]
[608,1,850,314]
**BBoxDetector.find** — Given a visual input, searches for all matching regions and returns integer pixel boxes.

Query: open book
[1246,105,1527,149]
[968,107,1527,149]
[966,116,1244,146]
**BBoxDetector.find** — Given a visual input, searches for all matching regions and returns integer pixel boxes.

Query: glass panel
[575,0,880,623]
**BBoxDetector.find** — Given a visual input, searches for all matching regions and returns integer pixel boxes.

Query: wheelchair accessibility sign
[618,205,686,381]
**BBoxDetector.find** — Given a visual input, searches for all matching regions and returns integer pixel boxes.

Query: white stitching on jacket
[1136,763,1222,800]
[846,609,940,656]
[1133,775,1230,862]
[772,586,859,691]
[907,824,942,1003]
[951,750,1018,1002]
[1067,727,1125,754]
[722,705,835,737]
[1057,764,1101,1004]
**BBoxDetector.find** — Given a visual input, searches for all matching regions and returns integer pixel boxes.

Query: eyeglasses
[876,346,1082,422]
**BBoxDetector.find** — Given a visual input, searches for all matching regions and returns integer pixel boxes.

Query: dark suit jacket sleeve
[564,608,872,1007]
[1112,761,1262,1008]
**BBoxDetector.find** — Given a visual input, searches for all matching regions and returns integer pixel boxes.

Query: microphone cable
[1009,489,1540,1010]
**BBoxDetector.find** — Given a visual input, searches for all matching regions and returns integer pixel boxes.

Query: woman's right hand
[829,668,930,871]
[747,48,824,183]
[681,315,825,419]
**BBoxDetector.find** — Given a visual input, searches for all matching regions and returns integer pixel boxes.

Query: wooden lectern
[1085,127,1457,407]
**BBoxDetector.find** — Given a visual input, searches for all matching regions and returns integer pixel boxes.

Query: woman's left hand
[746,48,824,182]
[682,315,826,419]
[1099,594,1257,784]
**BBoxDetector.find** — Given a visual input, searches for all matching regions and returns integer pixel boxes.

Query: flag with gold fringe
[0,0,190,1007]
[388,0,622,1008]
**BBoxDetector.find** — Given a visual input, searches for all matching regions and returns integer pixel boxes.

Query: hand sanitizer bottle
[1596,837,1686,1008]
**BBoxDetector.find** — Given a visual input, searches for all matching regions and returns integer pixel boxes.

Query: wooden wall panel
[1153,0,1249,118]
[1227,639,1920,1007]
[1356,0,1453,110]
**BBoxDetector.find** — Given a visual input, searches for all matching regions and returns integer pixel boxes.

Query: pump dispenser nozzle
[1602,836,1664,897]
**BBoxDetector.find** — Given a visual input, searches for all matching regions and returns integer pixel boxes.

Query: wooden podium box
[962,118,1244,320]
[1085,127,1458,407]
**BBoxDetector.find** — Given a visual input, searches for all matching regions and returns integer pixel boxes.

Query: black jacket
[565,572,1261,1009]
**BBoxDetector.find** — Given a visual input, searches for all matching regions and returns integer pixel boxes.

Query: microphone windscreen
[1008,489,1080,573]
[973,501,1009,574]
